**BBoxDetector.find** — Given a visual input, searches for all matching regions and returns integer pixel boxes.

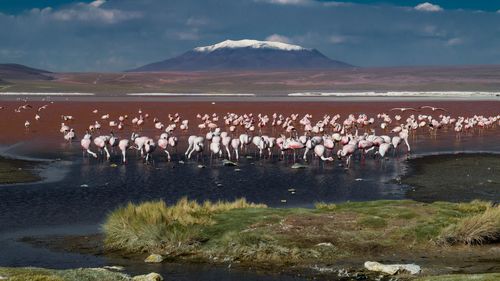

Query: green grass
[0,267,130,281]
[0,157,41,184]
[414,273,500,281]
[103,198,499,268]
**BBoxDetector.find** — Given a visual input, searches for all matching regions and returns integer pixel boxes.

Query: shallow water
[0,101,498,280]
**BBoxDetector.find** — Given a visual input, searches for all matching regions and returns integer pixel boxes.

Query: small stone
[197,164,206,169]
[291,163,307,169]
[178,160,185,164]
[355,178,363,181]
[281,199,287,203]
[222,159,238,166]
[0,276,7,280]
[110,163,118,168]
[288,188,296,192]
[80,184,89,188]
[133,272,164,281]
[364,261,421,275]
[144,254,164,263]
[103,265,125,271]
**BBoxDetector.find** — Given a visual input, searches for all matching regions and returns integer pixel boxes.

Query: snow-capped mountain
[193,39,307,52]
[129,39,352,71]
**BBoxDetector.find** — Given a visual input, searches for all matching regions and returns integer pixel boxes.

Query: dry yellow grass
[103,197,266,252]
[440,205,500,245]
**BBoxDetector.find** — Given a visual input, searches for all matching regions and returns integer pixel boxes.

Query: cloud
[414,2,443,12]
[1,0,499,71]
[257,0,311,5]
[446,37,463,46]
[329,35,347,44]
[322,1,351,7]
[186,17,210,27]
[30,1,141,24]
[265,34,292,43]
[174,30,201,41]
[90,0,106,8]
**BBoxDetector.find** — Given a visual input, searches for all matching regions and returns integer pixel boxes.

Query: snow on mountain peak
[193,39,308,52]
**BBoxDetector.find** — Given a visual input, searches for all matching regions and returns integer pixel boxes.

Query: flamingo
[143,139,156,162]
[118,139,130,163]
[231,138,241,160]
[337,144,356,167]
[94,135,111,160]
[188,136,204,159]
[64,128,76,142]
[81,132,97,158]
[313,145,334,161]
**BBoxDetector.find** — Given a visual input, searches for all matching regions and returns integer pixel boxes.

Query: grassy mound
[103,198,500,268]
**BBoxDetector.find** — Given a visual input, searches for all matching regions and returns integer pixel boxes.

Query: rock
[197,164,206,169]
[364,261,421,275]
[291,163,307,169]
[133,272,164,281]
[110,163,118,168]
[80,184,89,187]
[222,159,238,166]
[103,265,125,271]
[0,276,6,280]
[144,254,164,263]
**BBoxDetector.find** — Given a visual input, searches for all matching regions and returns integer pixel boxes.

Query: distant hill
[129,39,352,72]
[0,63,53,80]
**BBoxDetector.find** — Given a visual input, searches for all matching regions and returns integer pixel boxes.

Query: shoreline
[0,156,41,185]
[1,91,500,102]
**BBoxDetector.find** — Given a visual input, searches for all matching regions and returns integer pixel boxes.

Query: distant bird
[38,105,49,112]
[419,106,448,112]
[389,107,418,112]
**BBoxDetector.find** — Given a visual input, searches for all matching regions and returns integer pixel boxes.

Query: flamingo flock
[5,101,499,168]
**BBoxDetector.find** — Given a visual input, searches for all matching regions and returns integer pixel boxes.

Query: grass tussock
[439,204,500,245]
[103,197,266,253]
[0,267,130,281]
[314,202,337,211]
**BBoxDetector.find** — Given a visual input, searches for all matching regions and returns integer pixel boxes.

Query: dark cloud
[0,0,499,71]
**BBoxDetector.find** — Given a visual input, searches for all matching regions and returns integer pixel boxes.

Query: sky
[0,0,499,72]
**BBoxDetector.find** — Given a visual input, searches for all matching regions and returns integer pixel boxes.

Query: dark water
[0,127,498,280]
